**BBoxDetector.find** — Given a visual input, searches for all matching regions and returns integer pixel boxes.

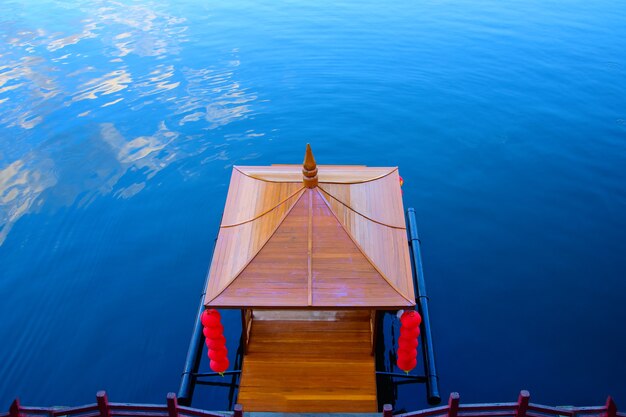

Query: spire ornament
[302,143,318,188]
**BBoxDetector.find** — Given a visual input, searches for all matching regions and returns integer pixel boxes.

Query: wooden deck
[237,310,378,413]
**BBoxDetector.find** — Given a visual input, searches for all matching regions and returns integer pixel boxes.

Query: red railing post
[383,404,393,417]
[234,404,243,417]
[96,391,111,417]
[167,393,179,417]
[605,396,617,417]
[515,390,530,417]
[448,392,460,417]
[9,399,22,417]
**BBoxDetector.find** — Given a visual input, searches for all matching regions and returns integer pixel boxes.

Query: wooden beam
[308,189,313,306]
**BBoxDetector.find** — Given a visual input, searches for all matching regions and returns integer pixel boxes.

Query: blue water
[1,0,625,411]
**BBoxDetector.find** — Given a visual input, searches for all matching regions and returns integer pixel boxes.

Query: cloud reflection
[71,69,132,102]
[101,121,178,170]
[0,158,57,245]
[0,56,62,129]
[47,21,98,52]
[176,59,258,129]
[94,1,188,58]
[135,65,180,96]
[0,0,189,129]
[0,2,262,246]
[0,120,184,244]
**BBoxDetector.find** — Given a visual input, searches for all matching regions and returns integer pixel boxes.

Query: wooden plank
[241,309,252,354]
[318,188,415,304]
[318,169,406,229]
[311,190,411,307]
[204,189,305,305]
[371,310,378,355]
[237,312,378,412]
[222,169,304,226]
[209,191,310,306]
[252,309,371,321]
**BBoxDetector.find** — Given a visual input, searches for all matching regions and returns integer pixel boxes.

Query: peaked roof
[204,145,416,309]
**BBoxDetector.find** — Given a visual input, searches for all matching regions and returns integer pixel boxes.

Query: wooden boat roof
[204,145,416,309]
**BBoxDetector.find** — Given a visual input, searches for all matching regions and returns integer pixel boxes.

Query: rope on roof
[317,185,406,230]
[220,187,305,228]
[315,188,415,305]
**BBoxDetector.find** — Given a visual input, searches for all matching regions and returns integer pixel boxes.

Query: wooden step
[237,312,377,412]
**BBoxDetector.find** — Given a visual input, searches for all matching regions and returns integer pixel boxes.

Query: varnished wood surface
[210,191,310,306]
[252,309,370,321]
[221,169,304,226]
[204,189,305,306]
[236,165,397,184]
[318,169,406,228]
[310,190,411,307]
[318,188,415,303]
[207,189,413,307]
[237,311,378,412]
[205,159,415,308]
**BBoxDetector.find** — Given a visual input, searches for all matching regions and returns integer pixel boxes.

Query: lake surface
[1,0,625,411]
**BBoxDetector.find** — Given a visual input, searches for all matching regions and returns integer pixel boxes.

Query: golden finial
[302,143,318,188]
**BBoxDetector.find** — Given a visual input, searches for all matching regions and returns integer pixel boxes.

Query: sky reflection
[72,69,132,102]
[0,157,57,245]
[176,61,258,129]
[0,0,260,246]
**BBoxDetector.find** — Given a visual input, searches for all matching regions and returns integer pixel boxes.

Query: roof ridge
[317,185,406,230]
[205,190,307,305]
[314,188,415,306]
[233,165,398,184]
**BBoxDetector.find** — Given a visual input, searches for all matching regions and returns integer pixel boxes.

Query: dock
[237,310,377,412]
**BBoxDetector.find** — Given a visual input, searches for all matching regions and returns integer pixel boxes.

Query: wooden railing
[3,390,622,417]
[1,392,234,417]
[390,391,623,417]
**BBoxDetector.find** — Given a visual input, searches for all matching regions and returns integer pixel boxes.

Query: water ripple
[0,56,62,129]
[92,1,188,58]
[1,0,626,410]
[176,59,258,129]
[71,68,132,102]
[47,21,98,52]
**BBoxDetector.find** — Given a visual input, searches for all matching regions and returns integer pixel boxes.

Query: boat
[177,144,440,412]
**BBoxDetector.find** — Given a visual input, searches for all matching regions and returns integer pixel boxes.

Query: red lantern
[400,310,421,328]
[203,316,221,328]
[398,335,418,349]
[396,310,421,373]
[205,336,226,349]
[204,325,224,339]
[202,309,229,374]
[201,309,221,327]
[209,347,228,361]
[397,356,417,372]
[397,347,417,359]
[400,325,420,339]
[206,334,226,349]
[210,358,229,373]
